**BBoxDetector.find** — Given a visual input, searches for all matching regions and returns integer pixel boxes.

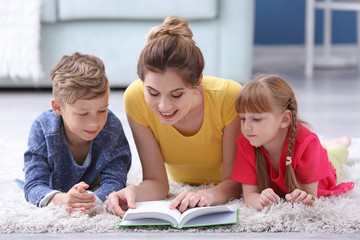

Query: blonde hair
[137,16,204,88]
[236,74,302,193]
[50,52,109,104]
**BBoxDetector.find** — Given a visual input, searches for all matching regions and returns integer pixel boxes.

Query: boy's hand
[259,188,280,207]
[285,189,315,207]
[50,181,96,214]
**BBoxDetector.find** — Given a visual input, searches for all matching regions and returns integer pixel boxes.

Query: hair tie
[286,156,292,166]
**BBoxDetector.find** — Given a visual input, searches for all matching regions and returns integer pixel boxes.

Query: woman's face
[143,70,200,125]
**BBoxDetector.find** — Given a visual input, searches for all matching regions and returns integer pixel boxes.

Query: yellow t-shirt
[124,76,242,184]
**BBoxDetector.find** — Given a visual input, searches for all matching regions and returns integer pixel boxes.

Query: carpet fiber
[1,138,360,234]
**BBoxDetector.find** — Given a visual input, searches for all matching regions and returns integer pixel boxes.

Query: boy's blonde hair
[50,52,109,104]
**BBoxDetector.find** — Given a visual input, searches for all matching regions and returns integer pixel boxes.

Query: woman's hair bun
[147,16,194,44]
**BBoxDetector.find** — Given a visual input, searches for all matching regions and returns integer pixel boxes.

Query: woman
[106,16,242,217]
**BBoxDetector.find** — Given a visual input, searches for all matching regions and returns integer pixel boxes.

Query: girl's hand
[169,190,215,213]
[259,188,280,207]
[105,186,137,218]
[285,189,316,206]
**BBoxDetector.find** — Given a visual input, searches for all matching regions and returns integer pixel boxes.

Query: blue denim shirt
[23,109,131,207]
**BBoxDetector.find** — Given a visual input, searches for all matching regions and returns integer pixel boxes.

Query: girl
[232,74,354,211]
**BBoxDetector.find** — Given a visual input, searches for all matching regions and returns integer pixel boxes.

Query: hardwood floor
[252,45,360,138]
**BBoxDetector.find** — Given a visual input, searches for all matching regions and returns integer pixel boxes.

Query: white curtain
[0,0,43,81]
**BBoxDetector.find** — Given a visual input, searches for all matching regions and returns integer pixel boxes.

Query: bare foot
[321,136,351,149]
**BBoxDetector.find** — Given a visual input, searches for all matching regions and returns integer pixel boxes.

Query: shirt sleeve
[23,120,54,207]
[221,79,242,126]
[123,80,149,127]
[92,113,132,202]
[232,135,258,186]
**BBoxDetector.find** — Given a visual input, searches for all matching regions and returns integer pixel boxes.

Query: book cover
[118,200,239,229]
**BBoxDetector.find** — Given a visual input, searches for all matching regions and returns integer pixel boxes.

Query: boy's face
[52,94,109,145]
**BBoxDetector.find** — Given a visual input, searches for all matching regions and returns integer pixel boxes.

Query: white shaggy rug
[1,138,360,234]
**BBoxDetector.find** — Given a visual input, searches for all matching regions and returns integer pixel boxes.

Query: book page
[178,205,237,228]
[121,200,181,226]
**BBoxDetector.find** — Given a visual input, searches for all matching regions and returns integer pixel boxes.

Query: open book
[118,200,239,229]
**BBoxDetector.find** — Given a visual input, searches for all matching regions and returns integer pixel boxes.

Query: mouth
[85,130,98,135]
[159,110,178,119]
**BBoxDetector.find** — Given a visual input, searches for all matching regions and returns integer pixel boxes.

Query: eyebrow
[145,86,185,92]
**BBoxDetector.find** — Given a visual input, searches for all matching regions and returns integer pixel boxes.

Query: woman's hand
[285,189,316,206]
[50,181,96,214]
[259,188,280,207]
[169,190,215,213]
[105,186,137,218]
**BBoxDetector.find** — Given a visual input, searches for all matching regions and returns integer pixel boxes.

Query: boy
[23,52,131,214]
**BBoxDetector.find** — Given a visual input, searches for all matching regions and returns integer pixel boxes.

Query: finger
[188,195,201,208]
[303,194,316,206]
[72,207,91,215]
[197,197,209,207]
[295,191,307,202]
[169,191,188,210]
[71,191,96,201]
[66,207,74,213]
[263,190,278,203]
[68,202,96,209]
[106,193,127,217]
[125,191,136,209]
[74,182,89,190]
[178,196,191,213]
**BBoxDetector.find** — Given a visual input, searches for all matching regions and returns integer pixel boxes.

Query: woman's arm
[170,116,242,212]
[106,114,169,217]
[204,115,242,203]
[127,114,170,200]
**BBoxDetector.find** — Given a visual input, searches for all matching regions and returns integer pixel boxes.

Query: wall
[254,0,357,45]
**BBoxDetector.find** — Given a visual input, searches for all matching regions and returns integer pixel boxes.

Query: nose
[158,96,171,111]
[243,121,252,131]
[88,114,100,129]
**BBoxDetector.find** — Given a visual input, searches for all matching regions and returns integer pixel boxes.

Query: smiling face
[52,93,109,145]
[240,112,284,148]
[143,70,201,126]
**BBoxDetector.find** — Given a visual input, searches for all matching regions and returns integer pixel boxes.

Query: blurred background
[1,0,360,139]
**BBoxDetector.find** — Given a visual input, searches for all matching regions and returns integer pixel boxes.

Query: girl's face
[143,70,201,125]
[239,112,285,148]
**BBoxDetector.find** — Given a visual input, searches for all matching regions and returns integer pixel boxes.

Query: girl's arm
[106,114,169,217]
[170,116,242,212]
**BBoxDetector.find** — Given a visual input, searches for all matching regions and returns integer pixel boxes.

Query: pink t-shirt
[232,124,354,197]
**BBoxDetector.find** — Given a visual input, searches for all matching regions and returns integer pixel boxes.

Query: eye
[172,93,183,98]
[99,109,107,113]
[148,89,160,97]
[79,113,88,116]
[253,118,262,122]
[149,92,159,97]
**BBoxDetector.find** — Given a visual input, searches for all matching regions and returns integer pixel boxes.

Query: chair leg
[357,11,360,70]
[323,0,332,59]
[305,0,315,77]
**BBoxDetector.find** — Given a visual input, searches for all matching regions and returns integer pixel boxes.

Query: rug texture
[0,138,360,234]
